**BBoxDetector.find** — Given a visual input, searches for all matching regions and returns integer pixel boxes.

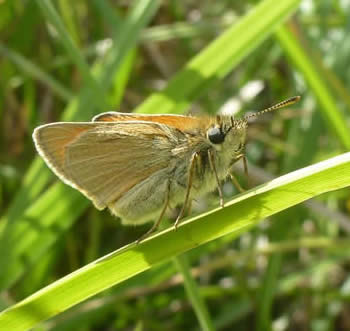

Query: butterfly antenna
[244,96,301,120]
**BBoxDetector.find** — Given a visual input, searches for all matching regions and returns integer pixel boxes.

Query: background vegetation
[1,0,350,330]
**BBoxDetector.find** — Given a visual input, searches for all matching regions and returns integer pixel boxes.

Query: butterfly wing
[33,121,180,210]
[33,122,92,184]
[93,112,208,132]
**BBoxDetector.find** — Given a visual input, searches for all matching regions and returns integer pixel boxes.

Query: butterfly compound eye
[207,127,225,144]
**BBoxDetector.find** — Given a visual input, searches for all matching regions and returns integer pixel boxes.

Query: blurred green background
[1,0,350,330]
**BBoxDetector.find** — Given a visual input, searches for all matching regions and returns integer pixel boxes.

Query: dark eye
[207,127,225,144]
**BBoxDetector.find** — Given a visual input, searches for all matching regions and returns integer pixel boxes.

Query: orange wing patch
[93,112,210,132]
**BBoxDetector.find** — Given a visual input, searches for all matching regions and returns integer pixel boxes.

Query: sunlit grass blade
[0,184,89,290]
[135,0,302,115]
[1,152,350,330]
[275,24,350,149]
[141,20,230,42]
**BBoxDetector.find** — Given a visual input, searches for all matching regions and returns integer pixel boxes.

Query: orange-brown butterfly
[33,96,300,241]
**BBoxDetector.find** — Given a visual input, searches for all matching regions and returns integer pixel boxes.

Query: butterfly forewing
[33,123,92,182]
[33,121,178,210]
[93,112,210,132]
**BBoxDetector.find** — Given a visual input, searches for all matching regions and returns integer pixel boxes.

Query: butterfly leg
[174,152,198,229]
[229,153,248,192]
[187,199,193,216]
[229,173,245,192]
[208,149,224,207]
[136,181,170,243]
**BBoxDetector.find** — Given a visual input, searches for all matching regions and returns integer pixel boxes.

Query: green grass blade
[91,0,122,29]
[134,0,302,115]
[98,0,160,90]
[57,0,80,45]
[173,255,215,331]
[35,0,107,109]
[1,152,350,330]
[0,42,72,101]
[0,184,89,290]
[256,252,282,331]
[275,24,350,150]
[141,21,230,42]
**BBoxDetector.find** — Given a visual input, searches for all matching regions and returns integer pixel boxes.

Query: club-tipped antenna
[244,96,301,120]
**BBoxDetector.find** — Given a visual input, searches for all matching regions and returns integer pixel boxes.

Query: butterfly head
[206,116,247,157]
[206,96,301,157]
